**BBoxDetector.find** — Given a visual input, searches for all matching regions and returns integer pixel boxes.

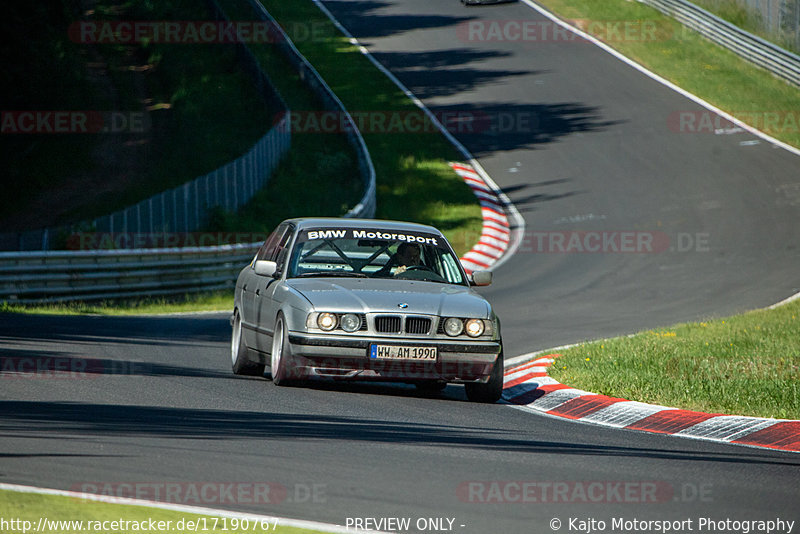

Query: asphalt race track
[316,0,800,355]
[1,1,799,533]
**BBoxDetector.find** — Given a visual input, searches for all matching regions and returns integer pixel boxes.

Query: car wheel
[270,313,298,386]
[231,310,265,376]
[465,349,503,403]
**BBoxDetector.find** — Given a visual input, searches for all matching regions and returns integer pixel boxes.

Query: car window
[274,227,295,273]
[256,224,292,262]
[287,228,467,285]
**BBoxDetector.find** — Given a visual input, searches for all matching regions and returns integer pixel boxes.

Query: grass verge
[0,489,321,534]
[236,0,484,254]
[535,0,800,148]
[548,300,800,420]
[0,291,233,316]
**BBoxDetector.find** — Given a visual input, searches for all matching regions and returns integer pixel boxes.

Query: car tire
[465,349,503,403]
[270,313,298,386]
[231,310,265,376]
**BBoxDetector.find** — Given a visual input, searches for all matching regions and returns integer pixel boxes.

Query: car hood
[285,278,491,318]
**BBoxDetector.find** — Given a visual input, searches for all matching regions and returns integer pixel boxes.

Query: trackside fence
[0,2,378,303]
[640,0,800,86]
[0,244,260,303]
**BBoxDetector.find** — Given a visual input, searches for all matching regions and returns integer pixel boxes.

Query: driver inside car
[374,242,422,277]
[392,242,421,275]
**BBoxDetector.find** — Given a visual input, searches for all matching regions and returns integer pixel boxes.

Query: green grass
[200,0,364,237]
[537,0,800,148]
[0,489,321,534]
[0,290,233,316]
[549,300,800,419]
[243,0,484,254]
[202,0,484,253]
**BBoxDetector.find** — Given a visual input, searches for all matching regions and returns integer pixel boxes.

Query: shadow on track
[320,0,475,39]
[0,313,230,346]
[2,400,797,466]
[436,101,624,156]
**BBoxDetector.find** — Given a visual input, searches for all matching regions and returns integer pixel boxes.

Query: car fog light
[443,317,464,337]
[317,313,338,331]
[465,319,485,337]
[340,313,361,332]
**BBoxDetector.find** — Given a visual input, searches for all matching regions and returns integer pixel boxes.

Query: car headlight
[465,318,485,337]
[340,313,361,332]
[317,312,338,331]
[443,317,464,337]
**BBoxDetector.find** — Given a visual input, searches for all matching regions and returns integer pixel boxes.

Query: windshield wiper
[295,271,368,278]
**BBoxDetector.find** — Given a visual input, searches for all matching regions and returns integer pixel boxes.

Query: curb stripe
[624,409,718,434]
[732,421,800,450]
[676,416,781,441]
[582,402,677,428]
[451,162,511,273]
[506,383,569,405]
[504,372,548,389]
[503,356,800,452]
[547,395,627,420]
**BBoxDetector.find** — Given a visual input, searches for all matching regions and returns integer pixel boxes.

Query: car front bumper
[287,332,501,383]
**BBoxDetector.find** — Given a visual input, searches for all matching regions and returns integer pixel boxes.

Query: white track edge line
[518,0,800,158]
[312,0,526,273]
[0,483,385,534]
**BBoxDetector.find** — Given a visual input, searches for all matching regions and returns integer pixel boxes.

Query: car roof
[285,218,444,236]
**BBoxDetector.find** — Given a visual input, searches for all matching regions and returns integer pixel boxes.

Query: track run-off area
[2,1,799,533]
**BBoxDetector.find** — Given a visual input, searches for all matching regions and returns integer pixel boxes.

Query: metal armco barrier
[0,243,260,303]
[0,2,378,303]
[640,0,800,86]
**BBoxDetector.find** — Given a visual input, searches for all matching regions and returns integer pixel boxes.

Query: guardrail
[0,244,260,303]
[0,2,377,303]
[640,0,800,86]
[3,6,292,253]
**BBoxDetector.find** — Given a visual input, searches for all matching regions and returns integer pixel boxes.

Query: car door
[254,224,295,353]
[241,224,288,349]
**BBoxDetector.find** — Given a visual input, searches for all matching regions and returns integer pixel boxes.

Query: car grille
[373,315,432,335]
[405,317,432,335]
[374,315,402,333]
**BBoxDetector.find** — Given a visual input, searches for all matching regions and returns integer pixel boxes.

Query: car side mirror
[470,271,492,286]
[254,260,278,277]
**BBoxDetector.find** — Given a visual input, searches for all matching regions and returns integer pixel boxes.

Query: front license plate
[369,344,437,361]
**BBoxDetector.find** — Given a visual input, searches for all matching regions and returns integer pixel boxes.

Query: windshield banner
[301,228,441,247]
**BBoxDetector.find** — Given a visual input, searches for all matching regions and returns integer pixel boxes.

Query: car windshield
[287,228,467,285]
